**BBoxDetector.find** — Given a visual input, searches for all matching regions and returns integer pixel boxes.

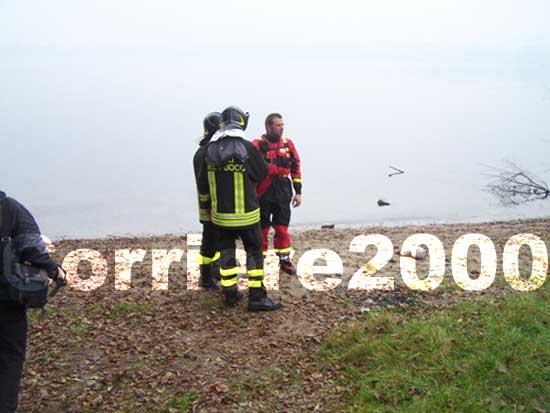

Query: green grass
[322,285,550,412]
[111,301,152,318]
[197,294,220,308]
[166,392,198,412]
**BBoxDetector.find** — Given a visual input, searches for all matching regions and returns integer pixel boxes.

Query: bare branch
[483,161,550,206]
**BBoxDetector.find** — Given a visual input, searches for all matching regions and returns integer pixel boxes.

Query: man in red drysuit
[252,113,302,275]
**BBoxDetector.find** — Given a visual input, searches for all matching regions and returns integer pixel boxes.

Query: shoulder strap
[258,136,269,154]
[0,198,8,240]
[281,137,294,160]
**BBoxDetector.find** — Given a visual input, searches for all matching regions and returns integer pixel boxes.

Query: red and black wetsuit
[252,134,302,257]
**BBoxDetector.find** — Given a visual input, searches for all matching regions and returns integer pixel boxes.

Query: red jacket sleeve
[287,139,302,194]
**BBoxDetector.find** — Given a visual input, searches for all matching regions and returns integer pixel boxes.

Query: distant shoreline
[48,215,550,242]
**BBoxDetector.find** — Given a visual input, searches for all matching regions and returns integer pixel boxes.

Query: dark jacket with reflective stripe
[193,144,212,224]
[197,138,268,229]
[0,191,58,302]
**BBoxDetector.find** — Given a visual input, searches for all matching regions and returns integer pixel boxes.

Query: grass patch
[111,301,152,318]
[197,294,220,308]
[166,392,198,412]
[323,284,550,412]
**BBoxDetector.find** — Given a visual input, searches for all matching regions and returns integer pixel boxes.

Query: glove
[50,265,66,282]
[49,266,67,298]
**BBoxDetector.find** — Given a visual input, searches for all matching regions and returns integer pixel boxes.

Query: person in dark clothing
[0,191,62,413]
[193,112,223,289]
[197,106,283,311]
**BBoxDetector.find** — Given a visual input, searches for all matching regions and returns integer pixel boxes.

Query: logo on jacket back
[223,160,246,173]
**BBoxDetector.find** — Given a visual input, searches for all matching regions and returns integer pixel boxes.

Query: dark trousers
[218,224,264,289]
[199,221,220,261]
[0,304,27,413]
[259,177,293,253]
[259,177,292,228]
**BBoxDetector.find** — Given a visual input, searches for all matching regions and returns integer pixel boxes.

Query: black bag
[205,136,249,168]
[0,199,50,308]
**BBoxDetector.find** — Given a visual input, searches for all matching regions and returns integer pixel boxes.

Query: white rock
[413,246,428,260]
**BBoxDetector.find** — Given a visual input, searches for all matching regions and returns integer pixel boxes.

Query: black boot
[247,286,282,312]
[223,286,244,306]
[279,255,297,276]
[199,264,220,289]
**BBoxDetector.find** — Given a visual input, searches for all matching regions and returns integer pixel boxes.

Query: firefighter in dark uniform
[252,113,302,275]
[0,191,63,413]
[193,112,222,289]
[197,106,282,311]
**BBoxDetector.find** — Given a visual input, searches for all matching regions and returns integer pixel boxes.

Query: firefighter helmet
[220,106,249,131]
[203,112,222,140]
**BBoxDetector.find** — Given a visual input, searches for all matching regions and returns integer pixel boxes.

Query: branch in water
[483,161,550,206]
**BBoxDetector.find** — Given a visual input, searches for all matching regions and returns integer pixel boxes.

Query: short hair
[265,113,283,128]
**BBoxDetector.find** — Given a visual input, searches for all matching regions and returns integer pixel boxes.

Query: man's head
[265,113,284,139]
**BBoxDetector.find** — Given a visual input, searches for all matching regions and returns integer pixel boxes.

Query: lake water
[2,48,550,239]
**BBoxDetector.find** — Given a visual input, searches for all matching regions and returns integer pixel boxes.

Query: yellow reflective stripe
[221,265,238,287]
[212,216,259,226]
[247,269,264,276]
[222,277,238,287]
[233,171,245,215]
[198,193,210,202]
[238,172,244,214]
[211,209,260,228]
[198,254,210,265]
[292,178,302,183]
[234,171,239,215]
[275,247,292,254]
[220,267,238,276]
[212,208,260,219]
[212,251,220,262]
[212,216,260,228]
[248,279,263,288]
[198,252,220,265]
[207,169,218,213]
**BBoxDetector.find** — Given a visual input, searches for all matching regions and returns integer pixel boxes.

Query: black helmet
[203,112,222,141]
[220,106,249,131]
